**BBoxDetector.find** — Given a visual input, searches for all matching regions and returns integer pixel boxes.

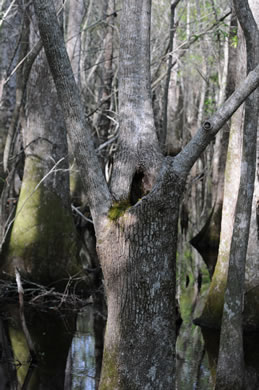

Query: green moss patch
[108,200,131,221]
[99,348,120,390]
[4,159,82,286]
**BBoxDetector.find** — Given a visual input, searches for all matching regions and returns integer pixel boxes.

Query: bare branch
[0,0,16,29]
[151,8,231,90]
[174,63,259,176]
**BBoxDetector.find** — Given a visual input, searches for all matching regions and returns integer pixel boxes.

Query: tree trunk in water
[98,161,184,389]
[215,0,259,388]
[190,12,236,277]
[1,5,85,289]
[7,304,76,390]
[197,15,246,327]
[33,0,259,388]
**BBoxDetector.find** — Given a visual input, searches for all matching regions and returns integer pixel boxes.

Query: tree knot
[203,121,213,131]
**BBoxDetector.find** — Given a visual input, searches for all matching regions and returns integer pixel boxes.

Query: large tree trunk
[98,162,184,389]
[98,1,179,387]
[33,0,259,388]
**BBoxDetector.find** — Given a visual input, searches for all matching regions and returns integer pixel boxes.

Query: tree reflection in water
[67,308,96,390]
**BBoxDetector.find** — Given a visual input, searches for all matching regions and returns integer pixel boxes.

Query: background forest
[0,0,258,389]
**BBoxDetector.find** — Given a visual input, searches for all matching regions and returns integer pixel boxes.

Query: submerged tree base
[202,327,259,389]
[1,157,89,291]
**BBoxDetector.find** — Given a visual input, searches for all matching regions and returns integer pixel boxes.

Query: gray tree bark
[95,0,115,146]
[198,13,246,327]
[33,0,259,388]
[34,0,112,226]
[190,11,237,277]
[215,0,259,389]
[0,0,20,174]
[160,0,181,151]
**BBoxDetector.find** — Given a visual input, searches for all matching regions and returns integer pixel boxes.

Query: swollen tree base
[97,160,185,389]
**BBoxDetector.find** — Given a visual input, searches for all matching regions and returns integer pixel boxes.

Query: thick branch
[33,0,111,222]
[173,62,259,176]
[110,0,162,200]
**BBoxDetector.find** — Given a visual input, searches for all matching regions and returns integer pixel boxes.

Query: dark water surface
[0,302,215,389]
[70,306,214,390]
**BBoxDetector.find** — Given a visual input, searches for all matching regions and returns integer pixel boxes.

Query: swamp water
[3,284,259,389]
[0,302,213,389]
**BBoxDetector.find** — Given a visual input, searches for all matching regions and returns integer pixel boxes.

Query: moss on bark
[108,200,131,221]
[2,159,83,287]
[99,347,120,390]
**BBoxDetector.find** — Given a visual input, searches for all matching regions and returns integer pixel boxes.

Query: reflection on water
[70,305,214,390]
[69,307,96,390]
[176,322,213,390]
[1,286,237,389]
[176,266,213,390]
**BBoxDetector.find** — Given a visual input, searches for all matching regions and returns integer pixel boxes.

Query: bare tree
[33,0,259,388]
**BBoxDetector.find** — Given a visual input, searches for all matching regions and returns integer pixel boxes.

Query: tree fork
[33,0,259,389]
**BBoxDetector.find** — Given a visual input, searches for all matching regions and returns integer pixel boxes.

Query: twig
[71,204,93,224]
[0,0,16,29]
[95,134,118,152]
[151,8,232,90]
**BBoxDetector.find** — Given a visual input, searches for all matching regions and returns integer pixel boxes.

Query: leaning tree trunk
[95,0,115,146]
